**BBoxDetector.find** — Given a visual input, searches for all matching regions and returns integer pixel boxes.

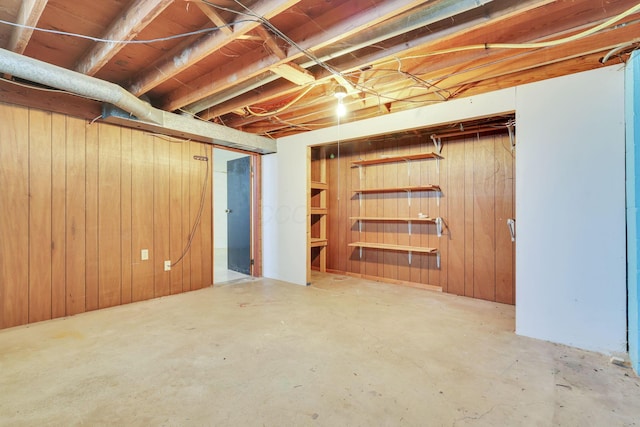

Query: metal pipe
[0,47,163,124]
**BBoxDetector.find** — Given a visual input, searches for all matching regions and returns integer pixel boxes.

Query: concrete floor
[1,273,639,426]
[214,248,250,284]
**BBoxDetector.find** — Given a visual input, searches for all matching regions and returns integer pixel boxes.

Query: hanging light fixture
[334,85,347,117]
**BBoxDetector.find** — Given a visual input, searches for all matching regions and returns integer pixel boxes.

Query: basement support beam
[75,0,174,76]
[192,1,233,35]
[7,0,48,54]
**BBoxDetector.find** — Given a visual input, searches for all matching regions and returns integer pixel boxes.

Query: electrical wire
[171,151,209,267]
[0,18,259,44]
[245,85,316,116]
[383,2,640,64]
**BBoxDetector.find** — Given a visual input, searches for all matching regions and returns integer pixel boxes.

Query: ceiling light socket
[333,85,347,99]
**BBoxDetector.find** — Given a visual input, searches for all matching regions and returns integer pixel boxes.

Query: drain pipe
[0,48,163,124]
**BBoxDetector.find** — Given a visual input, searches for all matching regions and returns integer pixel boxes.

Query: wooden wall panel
[181,140,192,292]
[51,113,67,318]
[437,140,449,293]
[154,137,171,297]
[201,145,213,287]
[463,137,475,297]
[169,140,184,294]
[189,142,204,290]
[65,116,87,316]
[473,136,496,301]
[98,124,122,308]
[0,102,215,330]
[0,103,30,328]
[120,128,133,304]
[446,139,466,296]
[85,123,99,312]
[28,109,53,323]
[319,131,514,304]
[495,135,515,304]
[131,133,155,302]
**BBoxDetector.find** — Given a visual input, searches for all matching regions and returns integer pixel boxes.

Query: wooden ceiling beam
[127,0,304,96]
[191,1,233,35]
[6,0,48,54]
[74,0,174,76]
[254,25,316,85]
[165,0,431,112]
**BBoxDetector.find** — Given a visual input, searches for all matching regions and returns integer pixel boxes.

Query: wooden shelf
[351,152,443,167]
[348,242,437,254]
[310,238,328,247]
[310,181,328,190]
[350,216,436,223]
[311,207,328,215]
[353,185,441,194]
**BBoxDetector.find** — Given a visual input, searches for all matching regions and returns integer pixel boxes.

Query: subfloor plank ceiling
[0,0,639,139]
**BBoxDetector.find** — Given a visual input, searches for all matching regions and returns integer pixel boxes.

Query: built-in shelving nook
[307,115,516,304]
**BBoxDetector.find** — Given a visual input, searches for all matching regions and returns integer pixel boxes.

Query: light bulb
[336,101,346,117]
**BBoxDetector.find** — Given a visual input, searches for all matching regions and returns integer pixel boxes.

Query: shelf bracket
[358,192,362,207]
[436,251,441,268]
[430,134,442,154]
[408,220,412,236]
[507,218,516,242]
[435,217,443,238]
[507,124,515,151]
[436,190,440,207]
[408,251,412,265]
[357,164,363,181]
[358,219,362,233]
[359,246,363,258]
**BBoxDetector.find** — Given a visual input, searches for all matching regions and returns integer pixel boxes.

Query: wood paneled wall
[320,131,515,304]
[0,102,213,329]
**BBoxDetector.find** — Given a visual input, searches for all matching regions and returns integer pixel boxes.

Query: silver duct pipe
[0,48,276,153]
[0,47,163,124]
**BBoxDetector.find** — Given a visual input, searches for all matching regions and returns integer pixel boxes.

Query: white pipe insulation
[0,47,163,124]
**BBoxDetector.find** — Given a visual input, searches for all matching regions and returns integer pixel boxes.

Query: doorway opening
[213,147,260,284]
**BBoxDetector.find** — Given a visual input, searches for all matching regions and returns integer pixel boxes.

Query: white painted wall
[263,67,627,354]
[515,67,626,353]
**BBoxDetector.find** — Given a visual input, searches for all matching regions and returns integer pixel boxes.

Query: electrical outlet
[141,249,149,260]
[164,260,171,271]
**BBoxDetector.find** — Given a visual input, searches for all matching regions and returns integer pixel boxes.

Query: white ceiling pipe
[0,47,164,124]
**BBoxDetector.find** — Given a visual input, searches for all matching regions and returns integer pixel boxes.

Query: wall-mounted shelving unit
[307,148,328,284]
[349,150,444,269]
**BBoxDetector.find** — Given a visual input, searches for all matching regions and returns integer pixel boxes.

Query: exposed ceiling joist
[6,0,48,54]
[183,0,497,115]
[127,0,304,96]
[191,0,234,36]
[74,0,174,76]
[254,25,316,85]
